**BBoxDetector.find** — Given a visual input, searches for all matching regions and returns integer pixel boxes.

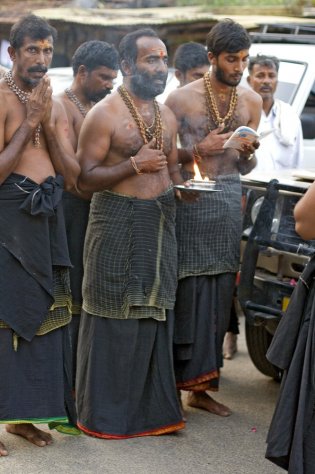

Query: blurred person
[0,14,80,456]
[166,18,261,417]
[173,41,209,87]
[265,182,315,473]
[57,40,119,388]
[247,54,303,172]
[75,28,186,438]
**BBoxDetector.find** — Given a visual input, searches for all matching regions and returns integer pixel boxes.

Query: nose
[36,50,46,64]
[104,78,114,90]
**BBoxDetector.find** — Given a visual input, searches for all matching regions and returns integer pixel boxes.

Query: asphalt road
[0,315,284,474]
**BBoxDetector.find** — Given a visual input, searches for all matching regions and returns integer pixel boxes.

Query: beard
[215,65,242,87]
[88,88,112,103]
[129,67,167,100]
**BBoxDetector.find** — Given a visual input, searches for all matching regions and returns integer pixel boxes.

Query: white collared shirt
[254,99,304,173]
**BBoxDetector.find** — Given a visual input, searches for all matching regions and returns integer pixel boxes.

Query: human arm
[41,79,80,190]
[294,182,315,240]
[165,90,232,164]
[77,100,168,193]
[237,90,262,175]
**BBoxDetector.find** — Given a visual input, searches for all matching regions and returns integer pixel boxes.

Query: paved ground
[0,315,284,474]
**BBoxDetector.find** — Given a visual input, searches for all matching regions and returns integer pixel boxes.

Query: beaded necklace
[118,85,163,151]
[4,70,41,148]
[65,88,90,117]
[203,71,238,130]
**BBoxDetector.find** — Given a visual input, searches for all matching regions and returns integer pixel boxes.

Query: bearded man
[165,19,262,417]
[75,28,186,438]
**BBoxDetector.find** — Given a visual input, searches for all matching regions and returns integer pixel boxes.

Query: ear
[120,59,132,76]
[77,64,88,79]
[8,46,16,62]
[207,51,216,67]
[246,75,251,86]
[174,69,182,81]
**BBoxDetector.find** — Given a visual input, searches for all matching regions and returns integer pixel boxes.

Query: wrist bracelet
[192,144,202,163]
[130,156,143,175]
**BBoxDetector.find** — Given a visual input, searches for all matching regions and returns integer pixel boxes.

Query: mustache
[27,66,48,74]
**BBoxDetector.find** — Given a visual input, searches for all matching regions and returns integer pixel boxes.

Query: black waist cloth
[63,191,90,313]
[83,188,177,319]
[265,255,315,472]
[0,173,71,341]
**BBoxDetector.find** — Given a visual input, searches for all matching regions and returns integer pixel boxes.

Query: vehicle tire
[245,321,282,381]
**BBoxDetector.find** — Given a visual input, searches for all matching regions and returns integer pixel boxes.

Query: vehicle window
[301,79,315,140]
[276,60,306,104]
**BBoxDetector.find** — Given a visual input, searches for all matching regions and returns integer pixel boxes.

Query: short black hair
[248,54,280,74]
[72,40,119,75]
[10,14,57,50]
[173,42,208,73]
[118,28,159,75]
[206,18,251,57]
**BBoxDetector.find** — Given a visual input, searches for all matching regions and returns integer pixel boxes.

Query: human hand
[26,76,52,127]
[175,181,199,203]
[133,138,168,173]
[197,126,233,157]
[239,139,259,160]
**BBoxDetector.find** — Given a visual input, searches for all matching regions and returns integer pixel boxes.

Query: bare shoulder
[238,84,262,106]
[159,102,177,127]
[165,79,203,115]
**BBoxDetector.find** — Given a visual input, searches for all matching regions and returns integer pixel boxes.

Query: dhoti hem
[76,311,184,438]
[77,420,185,439]
[176,370,219,392]
[0,416,68,424]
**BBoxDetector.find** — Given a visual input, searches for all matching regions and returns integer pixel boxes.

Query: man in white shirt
[247,54,303,172]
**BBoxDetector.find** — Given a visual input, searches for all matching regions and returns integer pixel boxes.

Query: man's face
[210,49,249,87]
[84,65,118,102]
[247,64,278,101]
[180,64,209,87]
[13,35,54,88]
[129,36,168,100]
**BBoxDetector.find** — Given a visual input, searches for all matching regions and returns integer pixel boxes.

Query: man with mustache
[165,19,262,417]
[75,28,185,438]
[247,54,303,172]
[57,40,119,388]
[0,14,80,456]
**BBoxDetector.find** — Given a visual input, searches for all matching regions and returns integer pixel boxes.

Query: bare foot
[6,424,53,447]
[187,391,231,417]
[0,440,8,456]
[177,390,187,422]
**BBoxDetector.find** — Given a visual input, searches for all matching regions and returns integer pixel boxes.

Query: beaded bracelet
[130,156,143,175]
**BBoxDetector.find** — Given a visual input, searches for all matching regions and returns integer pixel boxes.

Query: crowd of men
[0,12,305,471]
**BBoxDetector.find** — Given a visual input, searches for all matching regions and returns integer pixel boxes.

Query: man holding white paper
[247,54,303,172]
[166,19,262,417]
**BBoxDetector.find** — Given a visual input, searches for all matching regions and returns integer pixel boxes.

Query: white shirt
[254,99,304,173]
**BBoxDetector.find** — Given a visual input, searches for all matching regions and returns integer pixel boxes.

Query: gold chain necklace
[4,70,41,148]
[118,85,163,151]
[65,88,91,117]
[203,72,237,130]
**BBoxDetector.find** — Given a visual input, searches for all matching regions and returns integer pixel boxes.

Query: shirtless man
[57,40,118,387]
[0,14,79,455]
[166,19,262,417]
[75,28,185,438]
